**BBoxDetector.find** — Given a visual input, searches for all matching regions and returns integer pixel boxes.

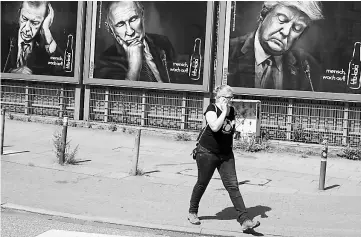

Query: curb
[1,203,242,237]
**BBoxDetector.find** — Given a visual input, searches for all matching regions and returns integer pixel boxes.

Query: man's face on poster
[19,2,46,43]
[258,5,310,56]
[108,1,145,45]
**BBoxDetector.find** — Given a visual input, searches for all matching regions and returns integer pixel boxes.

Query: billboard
[84,1,215,92]
[1,1,85,83]
[222,1,361,102]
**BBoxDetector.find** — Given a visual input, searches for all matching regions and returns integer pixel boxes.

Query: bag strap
[197,104,218,142]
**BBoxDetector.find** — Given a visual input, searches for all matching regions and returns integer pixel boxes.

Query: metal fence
[1,80,360,147]
[1,80,75,118]
[88,87,204,130]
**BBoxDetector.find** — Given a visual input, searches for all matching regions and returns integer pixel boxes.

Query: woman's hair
[214,85,234,99]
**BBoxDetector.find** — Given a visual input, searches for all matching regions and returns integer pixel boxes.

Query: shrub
[234,135,270,152]
[53,131,80,165]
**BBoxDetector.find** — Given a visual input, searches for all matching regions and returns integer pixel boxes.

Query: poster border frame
[219,1,361,103]
[83,1,215,93]
[0,1,85,84]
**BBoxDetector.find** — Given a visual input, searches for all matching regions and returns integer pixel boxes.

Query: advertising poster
[226,1,361,96]
[1,1,78,77]
[89,1,208,85]
[232,99,261,138]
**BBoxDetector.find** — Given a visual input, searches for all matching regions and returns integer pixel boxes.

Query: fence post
[1,109,5,155]
[181,92,187,130]
[342,102,349,146]
[131,129,142,175]
[141,91,147,126]
[319,138,328,190]
[60,117,69,165]
[286,99,293,141]
[104,87,110,123]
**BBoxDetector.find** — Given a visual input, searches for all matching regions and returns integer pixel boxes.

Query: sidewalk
[1,119,361,237]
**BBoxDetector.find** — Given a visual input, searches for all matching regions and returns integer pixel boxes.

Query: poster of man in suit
[90,1,208,85]
[227,1,361,95]
[1,1,78,77]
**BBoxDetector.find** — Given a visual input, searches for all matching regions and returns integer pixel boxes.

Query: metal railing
[1,80,75,118]
[88,87,204,130]
[1,80,360,147]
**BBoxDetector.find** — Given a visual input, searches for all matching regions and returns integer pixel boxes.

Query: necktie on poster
[260,57,274,88]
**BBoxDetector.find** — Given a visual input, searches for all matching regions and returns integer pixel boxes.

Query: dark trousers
[189,145,249,224]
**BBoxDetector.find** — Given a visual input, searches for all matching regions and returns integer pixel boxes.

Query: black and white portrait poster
[1,1,78,77]
[89,1,208,85]
[226,1,361,95]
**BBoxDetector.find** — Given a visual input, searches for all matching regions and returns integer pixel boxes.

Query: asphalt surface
[1,208,221,237]
[1,119,361,237]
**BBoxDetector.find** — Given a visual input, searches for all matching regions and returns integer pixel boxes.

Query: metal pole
[319,138,328,190]
[60,117,68,165]
[1,109,5,155]
[131,129,141,175]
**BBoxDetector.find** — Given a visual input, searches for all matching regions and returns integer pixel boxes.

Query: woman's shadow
[199,205,271,236]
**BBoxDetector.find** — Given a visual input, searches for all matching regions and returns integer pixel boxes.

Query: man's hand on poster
[116,36,144,81]
[10,66,32,75]
[42,3,57,54]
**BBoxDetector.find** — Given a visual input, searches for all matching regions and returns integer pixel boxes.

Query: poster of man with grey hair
[1,1,78,77]
[91,1,208,85]
[227,1,361,95]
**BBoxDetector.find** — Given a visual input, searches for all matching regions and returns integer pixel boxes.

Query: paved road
[2,119,361,237]
[1,208,221,237]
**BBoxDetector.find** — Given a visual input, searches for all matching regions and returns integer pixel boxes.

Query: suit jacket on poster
[94,33,176,83]
[1,25,64,75]
[227,32,322,91]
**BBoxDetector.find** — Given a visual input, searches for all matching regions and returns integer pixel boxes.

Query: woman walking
[188,85,260,232]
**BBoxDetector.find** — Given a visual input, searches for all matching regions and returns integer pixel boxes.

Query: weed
[53,131,80,165]
[132,167,145,176]
[293,123,307,142]
[108,123,117,132]
[54,119,63,126]
[175,132,192,141]
[305,150,317,156]
[69,121,77,127]
[28,162,35,166]
[338,146,361,160]
[8,113,14,120]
